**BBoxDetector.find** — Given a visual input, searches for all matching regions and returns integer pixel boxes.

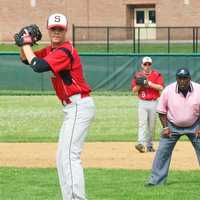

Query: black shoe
[146,146,155,152]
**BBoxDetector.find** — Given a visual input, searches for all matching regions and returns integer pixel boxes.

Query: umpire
[146,67,200,186]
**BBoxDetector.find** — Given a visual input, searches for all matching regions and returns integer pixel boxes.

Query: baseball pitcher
[14,13,95,200]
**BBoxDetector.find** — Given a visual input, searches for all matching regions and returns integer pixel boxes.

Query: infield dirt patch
[0,142,199,170]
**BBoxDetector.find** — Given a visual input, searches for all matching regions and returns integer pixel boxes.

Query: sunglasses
[143,62,152,66]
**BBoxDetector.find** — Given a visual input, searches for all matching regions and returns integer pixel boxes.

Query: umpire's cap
[176,67,191,78]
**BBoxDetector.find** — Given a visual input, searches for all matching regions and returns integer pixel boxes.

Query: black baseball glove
[14,24,42,47]
[136,76,148,86]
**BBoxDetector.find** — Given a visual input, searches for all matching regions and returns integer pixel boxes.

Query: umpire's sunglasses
[143,62,152,66]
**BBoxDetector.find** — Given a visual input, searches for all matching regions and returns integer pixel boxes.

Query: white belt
[69,94,82,102]
[63,94,82,105]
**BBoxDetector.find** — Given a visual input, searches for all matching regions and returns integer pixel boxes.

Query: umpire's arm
[158,113,171,137]
[158,113,168,128]
[157,86,171,137]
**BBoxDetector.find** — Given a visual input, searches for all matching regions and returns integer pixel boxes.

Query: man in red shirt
[15,13,95,200]
[132,56,164,153]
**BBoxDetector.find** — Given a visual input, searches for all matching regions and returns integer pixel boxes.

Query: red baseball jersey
[34,41,91,101]
[132,70,164,100]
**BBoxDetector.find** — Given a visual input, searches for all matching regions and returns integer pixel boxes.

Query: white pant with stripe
[56,95,95,200]
[137,99,158,148]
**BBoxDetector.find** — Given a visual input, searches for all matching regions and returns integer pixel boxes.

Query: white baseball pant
[138,99,158,148]
[56,95,95,200]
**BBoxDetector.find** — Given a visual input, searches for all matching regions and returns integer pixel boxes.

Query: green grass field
[1,168,200,200]
[76,43,195,54]
[0,43,196,53]
[0,94,192,143]
[0,95,160,142]
[0,44,46,52]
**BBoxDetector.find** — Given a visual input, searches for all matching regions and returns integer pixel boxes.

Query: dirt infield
[0,142,199,170]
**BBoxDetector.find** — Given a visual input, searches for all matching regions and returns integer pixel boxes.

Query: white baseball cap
[47,13,68,29]
[142,56,152,64]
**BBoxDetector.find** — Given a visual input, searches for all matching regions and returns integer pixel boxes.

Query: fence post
[196,27,198,53]
[138,27,140,53]
[132,27,135,53]
[72,24,75,47]
[168,27,170,53]
[193,27,196,53]
[106,27,110,53]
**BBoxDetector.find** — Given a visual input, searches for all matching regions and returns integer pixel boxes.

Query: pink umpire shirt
[157,81,200,127]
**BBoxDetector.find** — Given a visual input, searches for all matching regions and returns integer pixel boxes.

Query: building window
[149,10,156,24]
[136,11,144,24]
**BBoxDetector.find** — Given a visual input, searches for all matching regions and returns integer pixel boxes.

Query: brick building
[1,0,200,42]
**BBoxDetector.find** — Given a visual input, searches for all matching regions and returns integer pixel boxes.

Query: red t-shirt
[132,70,164,100]
[34,41,91,100]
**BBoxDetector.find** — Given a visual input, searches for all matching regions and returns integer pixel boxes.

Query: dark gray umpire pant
[147,120,200,185]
